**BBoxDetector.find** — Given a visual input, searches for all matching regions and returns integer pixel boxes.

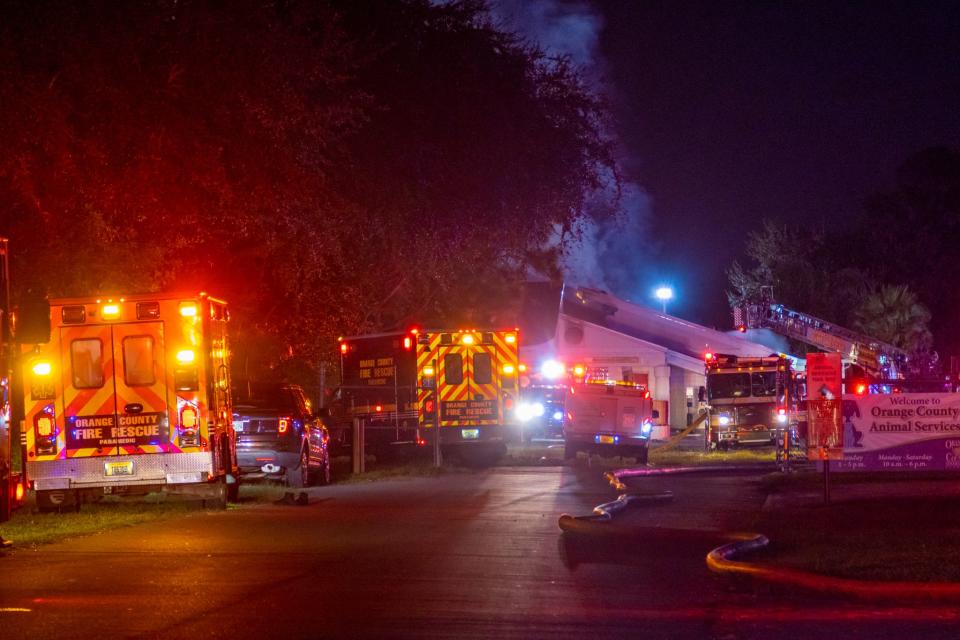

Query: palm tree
[852,284,932,354]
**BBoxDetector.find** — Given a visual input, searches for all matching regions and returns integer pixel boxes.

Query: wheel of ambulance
[36,489,76,513]
[204,478,228,510]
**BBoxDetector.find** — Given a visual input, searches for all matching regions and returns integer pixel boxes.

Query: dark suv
[233,383,331,487]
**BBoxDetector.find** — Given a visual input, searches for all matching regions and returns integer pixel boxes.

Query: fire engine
[336,328,519,458]
[21,292,238,511]
[562,378,657,461]
[704,352,798,448]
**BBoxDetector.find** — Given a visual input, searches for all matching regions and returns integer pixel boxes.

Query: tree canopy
[0,0,617,388]
[727,147,960,360]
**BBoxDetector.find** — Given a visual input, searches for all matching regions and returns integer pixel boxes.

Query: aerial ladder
[733,286,911,381]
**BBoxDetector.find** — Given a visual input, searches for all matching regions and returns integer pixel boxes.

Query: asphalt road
[1,466,959,639]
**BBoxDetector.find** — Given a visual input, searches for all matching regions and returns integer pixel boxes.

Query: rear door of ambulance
[436,334,499,440]
[60,318,169,469]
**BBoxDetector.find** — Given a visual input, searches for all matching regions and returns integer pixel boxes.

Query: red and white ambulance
[21,292,238,510]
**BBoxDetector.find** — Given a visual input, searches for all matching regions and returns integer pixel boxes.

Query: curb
[558,492,674,534]
[707,532,960,601]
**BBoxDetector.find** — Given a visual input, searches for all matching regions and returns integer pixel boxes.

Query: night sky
[602,0,960,326]
[501,1,960,328]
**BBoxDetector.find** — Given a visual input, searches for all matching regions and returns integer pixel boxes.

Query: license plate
[461,429,480,440]
[597,435,616,444]
[104,461,134,477]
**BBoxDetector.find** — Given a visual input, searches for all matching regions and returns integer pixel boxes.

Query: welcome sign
[830,393,960,471]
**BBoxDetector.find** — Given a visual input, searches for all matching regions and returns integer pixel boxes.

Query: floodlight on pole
[654,286,674,313]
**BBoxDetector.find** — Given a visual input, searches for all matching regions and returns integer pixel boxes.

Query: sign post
[806,352,843,503]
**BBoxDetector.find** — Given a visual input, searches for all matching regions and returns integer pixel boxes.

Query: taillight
[424,398,435,414]
[15,482,24,502]
[178,400,200,447]
[35,413,54,437]
[34,405,57,455]
[180,405,198,429]
[278,417,290,434]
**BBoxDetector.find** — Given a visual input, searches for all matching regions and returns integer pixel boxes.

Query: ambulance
[336,328,519,460]
[21,292,238,510]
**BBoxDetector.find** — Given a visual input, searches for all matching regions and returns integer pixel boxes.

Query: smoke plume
[489,0,659,304]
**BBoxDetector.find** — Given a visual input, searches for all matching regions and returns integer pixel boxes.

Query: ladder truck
[733,286,915,385]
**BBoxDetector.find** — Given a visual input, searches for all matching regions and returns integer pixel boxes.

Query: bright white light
[718,415,730,426]
[541,359,565,379]
[776,413,788,424]
[516,402,545,422]
[552,411,563,421]
[516,403,535,422]
[654,286,674,301]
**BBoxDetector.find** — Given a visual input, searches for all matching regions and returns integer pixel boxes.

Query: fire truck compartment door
[568,396,618,434]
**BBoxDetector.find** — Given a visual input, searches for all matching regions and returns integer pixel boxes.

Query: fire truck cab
[21,292,238,510]
[705,353,796,448]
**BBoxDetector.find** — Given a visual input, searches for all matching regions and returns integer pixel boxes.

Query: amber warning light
[32,361,52,376]
[101,303,121,320]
